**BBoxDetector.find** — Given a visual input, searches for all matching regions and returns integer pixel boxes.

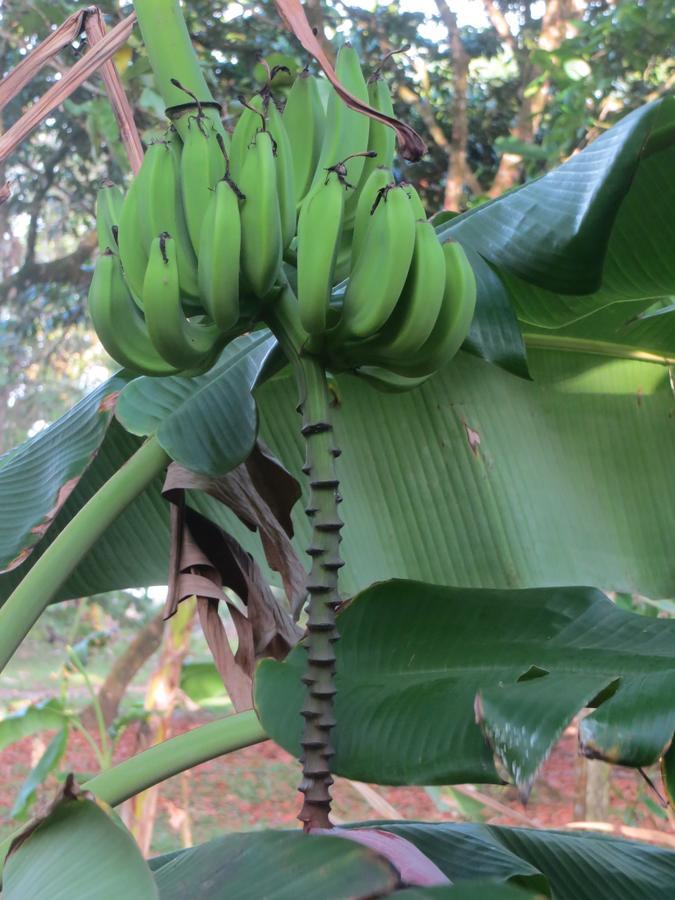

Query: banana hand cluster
[90,47,476,385]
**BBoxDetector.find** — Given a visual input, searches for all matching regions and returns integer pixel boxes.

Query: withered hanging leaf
[0,15,136,164]
[164,498,253,712]
[163,455,304,712]
[83,8,144,174]
[167,442,306,618]
[273,0,426,161]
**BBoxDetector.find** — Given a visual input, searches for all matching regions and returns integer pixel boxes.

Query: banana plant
[1,0,675,896]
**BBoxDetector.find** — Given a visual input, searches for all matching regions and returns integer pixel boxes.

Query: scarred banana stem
[268,287,343,831]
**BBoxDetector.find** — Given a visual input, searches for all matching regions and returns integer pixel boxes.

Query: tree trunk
[486,0,587,196]
[434,0,474,210]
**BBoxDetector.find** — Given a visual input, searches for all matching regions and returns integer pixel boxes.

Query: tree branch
[0,232,96,303]
[433,0,477,208]
[481,0,518,52]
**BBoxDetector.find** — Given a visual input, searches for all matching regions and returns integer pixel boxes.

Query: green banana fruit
[403,182,427,220]
[354,366,431,393]
[334,182,416,340]
[265,98,296,250]
[180,114,226,252]
[144,135,200,299]
[371,240,477,377]
[198,179,242,332]
[356,219,446,361]
[344,71,396,227]
[282,69,326,207]
[229,95,265,177]
[142,233,223,371]
[95,183,124,252]
[88,249,179,376]
[117,154,153,301]
[297,169,347,335]
[350,166,393,269]
[237,129,283,299]
[309,44,370,194]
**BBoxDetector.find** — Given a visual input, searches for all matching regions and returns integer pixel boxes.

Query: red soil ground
[1,714,673,857]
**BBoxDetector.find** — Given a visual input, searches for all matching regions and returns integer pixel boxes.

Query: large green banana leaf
[146,823,675,899]
[116,331,277,474]
[442,98,673,295]
[0,335,276,603]
[0,373,129,573]
[150,831,398,899]
[255,580,675,786]
[354,822,675,900]
[1,343,673,604]
[447,98,675,371]
[509,143,675,353]
[255,348,674,599]
[2,791,157,900]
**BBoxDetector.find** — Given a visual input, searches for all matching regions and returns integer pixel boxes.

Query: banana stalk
[268,288,343,831]
[132,0,225,141]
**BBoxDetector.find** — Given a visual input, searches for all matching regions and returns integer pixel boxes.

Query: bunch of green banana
[337,238,477,379]
[92,176,231,377]
[293,161,475,381]
[88,248,179,377]
[90,43,475,388]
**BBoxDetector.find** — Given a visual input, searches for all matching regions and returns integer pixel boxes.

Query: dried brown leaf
[0,8,89,112]
[163,458,303,711]
[84,9,143,174]
[166,442,306,618]
[0,14,136,164]
[273,0,426,161]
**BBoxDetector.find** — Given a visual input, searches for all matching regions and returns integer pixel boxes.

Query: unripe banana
[333,183,416,340]
[332,227,355,287]
[198,179,242,332]
[355,366,431,393]
[117,156,152,301]
[297,170,347,335]
[265,99,296,250]
[142,233,224,371]
[95,183,124,252]
[180,115,226,252]
[310,45,370,194]
[144,136,200,299]
[344,72,396,227]
[229,95,264,177]
[88,249,179,376]
[403,182,427,220]
[283,70,326,207]
[237,130,283,299]
[350,167,393,269]
[373,240,477,378]
[356,219,446,361]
